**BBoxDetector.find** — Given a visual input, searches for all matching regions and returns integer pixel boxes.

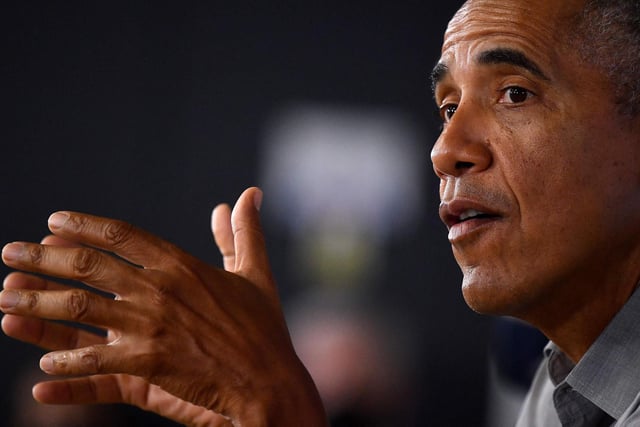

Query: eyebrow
[430,62,449,94]
[430,47,549,94]
[477,48,549,80]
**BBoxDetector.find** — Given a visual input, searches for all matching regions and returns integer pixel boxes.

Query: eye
[499,86,532,104]
[439,103,458,123]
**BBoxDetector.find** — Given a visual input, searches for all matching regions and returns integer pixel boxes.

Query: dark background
[1,1,497,426]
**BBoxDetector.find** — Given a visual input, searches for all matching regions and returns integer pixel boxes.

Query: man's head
[430,0,640,334]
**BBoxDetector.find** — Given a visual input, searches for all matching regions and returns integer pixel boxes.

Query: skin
[431,0,640,361]
[0,188,328,427]
[3,0,640,425]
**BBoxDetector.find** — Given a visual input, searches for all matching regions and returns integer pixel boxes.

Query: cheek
[500,116,590,210]
[495,123,593,253]
[503,130,625,268]
[509,152,581,241]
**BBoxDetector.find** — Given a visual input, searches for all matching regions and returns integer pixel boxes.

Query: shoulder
[616,394,640,426]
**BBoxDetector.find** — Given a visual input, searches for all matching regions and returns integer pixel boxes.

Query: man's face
[431,0,640,322]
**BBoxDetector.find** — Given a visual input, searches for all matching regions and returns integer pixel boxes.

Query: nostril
[455,161,475,170]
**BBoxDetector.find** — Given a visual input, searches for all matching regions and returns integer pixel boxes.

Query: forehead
[439,0,585,76]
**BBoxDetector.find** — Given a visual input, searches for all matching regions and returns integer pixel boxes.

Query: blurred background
[1,1,546,426]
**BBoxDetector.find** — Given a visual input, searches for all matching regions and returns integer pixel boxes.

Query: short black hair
[570,0,640,116]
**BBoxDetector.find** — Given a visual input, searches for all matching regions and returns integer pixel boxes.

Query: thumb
[230,187,274,291]
[211,203,235,272]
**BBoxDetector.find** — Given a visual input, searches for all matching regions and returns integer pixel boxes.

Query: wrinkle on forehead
[443,0,585,60]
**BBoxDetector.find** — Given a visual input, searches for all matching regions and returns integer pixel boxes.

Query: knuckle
[52,352,70,371]
[150,283,172,307]
[27,245,44,265]
[78,348,101,373]
[65,214,87,232]
[72,248,103,279]
[25,291,40,310]
[141,314,168,340]
[104,220,135,248]
[66,289,91,321]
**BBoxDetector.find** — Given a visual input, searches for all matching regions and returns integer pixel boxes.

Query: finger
[2,314,106,350]
[33,375,233,426]
[3,271,69,291]
[2,242,143,296]
[39,341,151,377]
[211,203,236,272]
[40,345,111,376]
[0,287,136,331]
[2,273,110,349]
[230,187,275,291]
[46,211,187,268]
[40,234,81,248]
[33,374,134,404]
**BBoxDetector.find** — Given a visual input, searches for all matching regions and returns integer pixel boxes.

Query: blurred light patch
[260,104,425,288]
[260,104,424,240]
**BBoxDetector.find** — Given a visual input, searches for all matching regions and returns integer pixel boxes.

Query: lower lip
[448,217,500,243]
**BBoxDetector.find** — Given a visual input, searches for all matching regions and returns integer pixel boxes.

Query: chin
[460,271,526,316]
[461,285,503,315]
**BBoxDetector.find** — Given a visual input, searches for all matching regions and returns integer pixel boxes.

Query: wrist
[231,357,328,427]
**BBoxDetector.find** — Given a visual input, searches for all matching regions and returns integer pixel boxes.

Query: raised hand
[1,187,326,426]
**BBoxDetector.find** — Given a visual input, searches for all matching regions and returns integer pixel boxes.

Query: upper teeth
[460,209,484,221]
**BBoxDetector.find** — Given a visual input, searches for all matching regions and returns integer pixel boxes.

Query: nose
[430,102,492,179]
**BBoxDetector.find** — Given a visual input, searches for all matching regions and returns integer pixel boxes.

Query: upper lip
[439,199,502,228]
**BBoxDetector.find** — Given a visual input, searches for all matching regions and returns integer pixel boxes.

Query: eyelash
[499,86,532,104]
[438,104,457,123]
[437,86,534,125]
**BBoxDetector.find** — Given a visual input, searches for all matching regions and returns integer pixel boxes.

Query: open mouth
[439,197,506,232]
[445,207,502,242]
[459,209,495,222]
[441,207,501,230]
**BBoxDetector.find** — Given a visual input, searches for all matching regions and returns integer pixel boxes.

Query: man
[2,0,640,425]
[432,1,640,425]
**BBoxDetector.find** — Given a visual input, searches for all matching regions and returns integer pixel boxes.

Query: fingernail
[2,243,24,262]
[48,212,70,230]
[253,189,263,211]
[40,355,53,373]
[0,290,19,309]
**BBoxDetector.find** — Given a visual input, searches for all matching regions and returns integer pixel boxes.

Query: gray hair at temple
[570,0,640,116]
